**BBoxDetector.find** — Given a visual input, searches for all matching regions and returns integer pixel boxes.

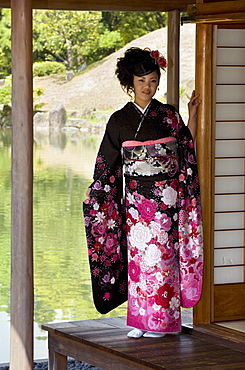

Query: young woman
[83,47,203,338]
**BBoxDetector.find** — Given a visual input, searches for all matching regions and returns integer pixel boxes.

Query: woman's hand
[187,90,202,141]
[85,188,91,199]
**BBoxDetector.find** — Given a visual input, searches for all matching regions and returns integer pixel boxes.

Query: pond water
[0,128,127,364]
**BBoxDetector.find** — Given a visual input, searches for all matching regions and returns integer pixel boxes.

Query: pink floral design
[148,310,167,331]
[103,292,110,300]
[137,199,156,220]
[128,260,141,282]
[84,100,203,327]
[155,284,175,309]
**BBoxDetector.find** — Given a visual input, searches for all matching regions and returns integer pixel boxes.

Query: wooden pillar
[167,10,180,110]
[193,23,215,326]
[10,1,34,369]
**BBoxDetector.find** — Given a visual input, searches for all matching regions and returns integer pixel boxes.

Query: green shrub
[33,61,66,77]
[0,84,11,105]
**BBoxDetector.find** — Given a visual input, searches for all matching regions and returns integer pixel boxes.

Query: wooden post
[10,1,34,369]
[193,23,215,326]
[167,10,180,111]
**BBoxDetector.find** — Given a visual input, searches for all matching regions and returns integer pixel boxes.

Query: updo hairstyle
[115,47,161,97]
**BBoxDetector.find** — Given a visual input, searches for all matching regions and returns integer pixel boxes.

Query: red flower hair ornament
[150,50,167,70]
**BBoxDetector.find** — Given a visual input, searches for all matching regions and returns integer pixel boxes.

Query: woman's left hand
[187,90,202,140]
[188,90,201,119]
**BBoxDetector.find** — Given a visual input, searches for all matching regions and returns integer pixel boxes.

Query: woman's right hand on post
[85,188,91,199]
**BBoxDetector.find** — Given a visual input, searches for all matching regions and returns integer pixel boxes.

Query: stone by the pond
[34,112,48,127]
[49,103,67,129]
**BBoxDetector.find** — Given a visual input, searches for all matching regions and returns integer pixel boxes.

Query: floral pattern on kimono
[83,99,203,324]
[83,134,127,314]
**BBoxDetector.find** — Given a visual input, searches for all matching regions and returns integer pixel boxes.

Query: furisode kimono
[83,99,203,333]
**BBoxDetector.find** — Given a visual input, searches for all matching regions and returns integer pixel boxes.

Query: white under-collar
[133,101,150,114]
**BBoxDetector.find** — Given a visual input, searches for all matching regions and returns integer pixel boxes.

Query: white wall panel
[216,122,245,140]
[216,85,245,103]
[216,140,244,157]
[215,176,244,194]
[215,212,244,230]
[217,67,245,84]
[215,248,244,266]
[214,230,243,248]
[215,194,244,212]
[216,104,245,121]
[214,29,245,285]
[215,158,244,176]
[217,48,245,66]
[214,266,244,284]
[217,29,245,47]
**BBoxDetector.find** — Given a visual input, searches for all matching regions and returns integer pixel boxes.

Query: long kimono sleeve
[83,115,127,314]
[177,124,203,308]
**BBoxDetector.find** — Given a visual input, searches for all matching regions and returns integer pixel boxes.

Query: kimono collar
[133,101,151,114]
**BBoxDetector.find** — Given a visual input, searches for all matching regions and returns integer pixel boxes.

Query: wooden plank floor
[42,317,245,370]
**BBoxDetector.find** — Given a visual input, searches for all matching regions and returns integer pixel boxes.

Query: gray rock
[49,104,67,129]
[80,107,96,119]
[34,112,48,127]
[66,118,88,128]
[66,70,75,82]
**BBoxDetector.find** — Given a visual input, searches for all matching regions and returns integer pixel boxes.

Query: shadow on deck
[42,316,245,370]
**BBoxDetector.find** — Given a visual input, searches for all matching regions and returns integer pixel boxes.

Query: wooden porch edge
[182,323,245,352]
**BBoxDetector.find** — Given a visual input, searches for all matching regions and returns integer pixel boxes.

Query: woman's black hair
[115,47,161,97]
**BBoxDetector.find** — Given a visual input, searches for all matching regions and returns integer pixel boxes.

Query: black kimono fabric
[83,99,203,322]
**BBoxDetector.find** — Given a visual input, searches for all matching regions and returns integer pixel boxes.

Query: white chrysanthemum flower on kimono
[174,310,180,319]
[189,209,198,221]
[173,213,178,221]
[128,207,139,220]
[149,221,161,237]
[155,271,163,283]
[145,244,161,267]
[93,202,100,210]
[139,307,146,316]
[155,211,162,220]
[104,184,111,192]
[152,302,161,311]
[161,186,177,206]
[95,212,105,222]
[107,219,115,229]
[98,236,105,244]
[157,230,168,245]
[139,278,147,291]
[169,296,179,310]
[194,245,203,258]
[126,193,135,204]
[129,222,151,250]
[129,281,139,297]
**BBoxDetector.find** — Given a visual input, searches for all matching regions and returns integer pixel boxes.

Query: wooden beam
[167,10,180,110]
[193,23,215,326]
[190,13,245,23]
[10,1,34,370]
[0,0,190,11]
[188,1,245,16]
[188,1,245,23]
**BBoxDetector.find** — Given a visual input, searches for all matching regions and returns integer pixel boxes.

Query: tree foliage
[0,10,166,77]
[101,11,166,46]
[0,9,11,78]
[33,10,103,71]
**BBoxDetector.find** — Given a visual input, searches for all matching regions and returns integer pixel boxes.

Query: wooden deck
[42,317,245,370]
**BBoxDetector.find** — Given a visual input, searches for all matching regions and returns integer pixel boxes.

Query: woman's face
[133,70,159,108]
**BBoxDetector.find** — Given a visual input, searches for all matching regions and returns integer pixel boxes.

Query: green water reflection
[0,128,126,360]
